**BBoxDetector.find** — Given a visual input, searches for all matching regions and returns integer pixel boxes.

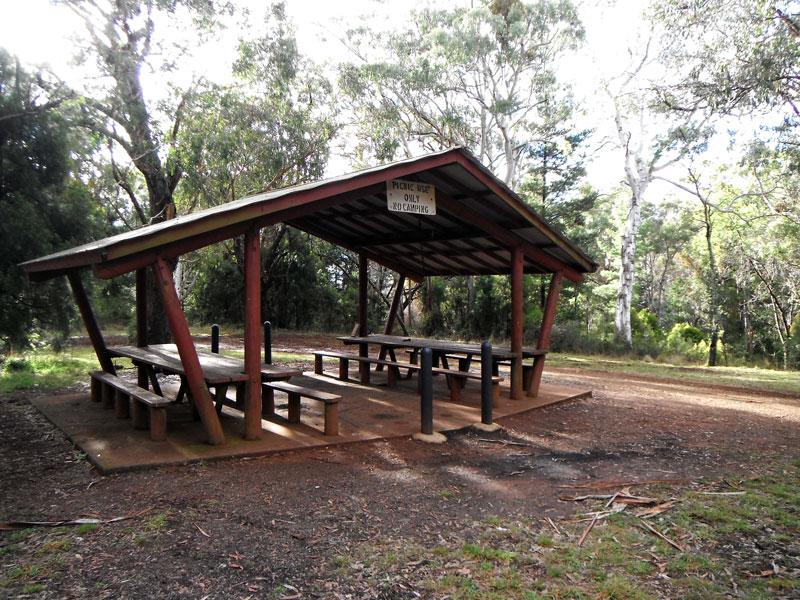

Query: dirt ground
[1,334,798,598]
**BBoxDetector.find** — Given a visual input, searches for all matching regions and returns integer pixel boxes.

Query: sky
[0,0,726,198]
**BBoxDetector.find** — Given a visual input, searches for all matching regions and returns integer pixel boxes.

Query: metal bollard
[481,341,493,425]
[420,347,433,435]
[263,321,272,364]
[211,324,220,354]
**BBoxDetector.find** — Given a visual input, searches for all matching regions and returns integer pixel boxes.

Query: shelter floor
[32,368,590,473]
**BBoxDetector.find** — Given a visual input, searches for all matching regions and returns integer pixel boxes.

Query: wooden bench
[90,371,172,441]
[262,381,340,436]
[314,351,419,386]
[313,351,502,404]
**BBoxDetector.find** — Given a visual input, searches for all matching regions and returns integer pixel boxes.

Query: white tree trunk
[615,192,641,347]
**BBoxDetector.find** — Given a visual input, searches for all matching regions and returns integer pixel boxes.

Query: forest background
[1,0,798,371]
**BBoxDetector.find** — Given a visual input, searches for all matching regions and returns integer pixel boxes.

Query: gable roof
[21,147,597,282]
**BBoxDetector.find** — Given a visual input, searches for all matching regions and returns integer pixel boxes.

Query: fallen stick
[639,521,684,552]
[578,514,598,547]
[477,438,530,447]
[545,517,561,535]
[0,510,148,531]
[559,478,685,491]
[699,491,745,496]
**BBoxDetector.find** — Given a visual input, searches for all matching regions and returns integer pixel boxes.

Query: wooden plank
[90,371,171,407]
[263,381,340,403]
[153,258,225,446]
[511,246,524,400]
[67,271,116,374]
[243,226,262,440]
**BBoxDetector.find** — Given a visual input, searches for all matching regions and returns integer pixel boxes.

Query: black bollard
[211,324,220,354]
[420,347,433,435]
[263,321,272,364]
[480,341,493,425]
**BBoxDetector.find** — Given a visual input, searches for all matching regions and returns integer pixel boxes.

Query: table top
[337,334,541,360]
[108,344,301,384]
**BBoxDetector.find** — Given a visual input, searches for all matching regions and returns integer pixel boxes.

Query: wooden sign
[386,179,436,215]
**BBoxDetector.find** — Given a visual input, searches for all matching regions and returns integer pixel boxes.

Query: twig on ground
[477,438,530,447]
[546,516,561,535]
[0,507,151,530]
[699,491,745,496]
[640,520,684,552]
[578,514,598,547]
[194,523,211,537]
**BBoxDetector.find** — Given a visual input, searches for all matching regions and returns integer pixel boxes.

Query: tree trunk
[615,191,641,348]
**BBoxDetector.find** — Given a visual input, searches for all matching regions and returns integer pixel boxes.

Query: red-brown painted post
[243,227,263,440]
[152,258,225,445]
[358,253,370,384]
[510,246,524,399]
[135,268,148,383]
[376,274,405,369]
[67,271,116,375]
[529,271,563,397]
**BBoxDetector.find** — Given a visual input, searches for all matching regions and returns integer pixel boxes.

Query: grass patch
[318,461,800,599]
[547,352,800,395]
[0,347,101,392]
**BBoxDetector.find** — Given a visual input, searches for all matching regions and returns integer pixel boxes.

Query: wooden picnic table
[338,334,543,364]
[108,344,300,384]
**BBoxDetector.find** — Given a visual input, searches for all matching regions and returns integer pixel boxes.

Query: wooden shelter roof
[21,147,597,282]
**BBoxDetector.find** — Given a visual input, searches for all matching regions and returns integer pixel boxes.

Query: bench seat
[262,381,341,436]
[312,351,502,404]
[90,371,171,441]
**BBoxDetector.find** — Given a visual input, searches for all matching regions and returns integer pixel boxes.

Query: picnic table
[107,343,300,405]
[338,334,541,366]
[338,334,545,395]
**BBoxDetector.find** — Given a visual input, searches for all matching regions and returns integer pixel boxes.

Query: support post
[243,227,263,440]
[420,347,433,435]
[529,272,563,397]
[135,268,148,389]
[67,271,115,374]
[358,253,370,384]
[510,246,524,399]
[263,321,272,364]
[481,342,493,425]
[153,258,225,445]
[211,324,220,354]
[376,275,405,369]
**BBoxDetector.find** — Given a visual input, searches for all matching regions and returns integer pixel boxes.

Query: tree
[340,0,584,188]
[0,50,104,350]
[176,3,337,324]
[605,36,712,348]
[60,0,232,342]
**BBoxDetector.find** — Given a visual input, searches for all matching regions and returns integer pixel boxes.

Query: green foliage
[0,50,106,352]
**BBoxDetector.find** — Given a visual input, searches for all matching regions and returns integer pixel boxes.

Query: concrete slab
[32,368,590,473]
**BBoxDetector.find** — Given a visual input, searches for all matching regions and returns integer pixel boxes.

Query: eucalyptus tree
[58,0,232,341]
[339,0,584,189]
[176,3,337,324]
[604,33,712,348]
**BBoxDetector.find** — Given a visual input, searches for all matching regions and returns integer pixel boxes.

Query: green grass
[320,461,800,599]
[548,352,800,395]
[0,347,101,392]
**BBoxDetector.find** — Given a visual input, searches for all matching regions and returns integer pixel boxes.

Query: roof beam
[432,190,583,282]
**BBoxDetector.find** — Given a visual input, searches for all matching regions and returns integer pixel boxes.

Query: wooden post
[133,270,150,429]
[152,258,225,445]
[358,253,370,384]
[243,227,263,440]
[529,272,563,397]
[510,246,524,399]
[377,274,405,370]
[67,271,116,375]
